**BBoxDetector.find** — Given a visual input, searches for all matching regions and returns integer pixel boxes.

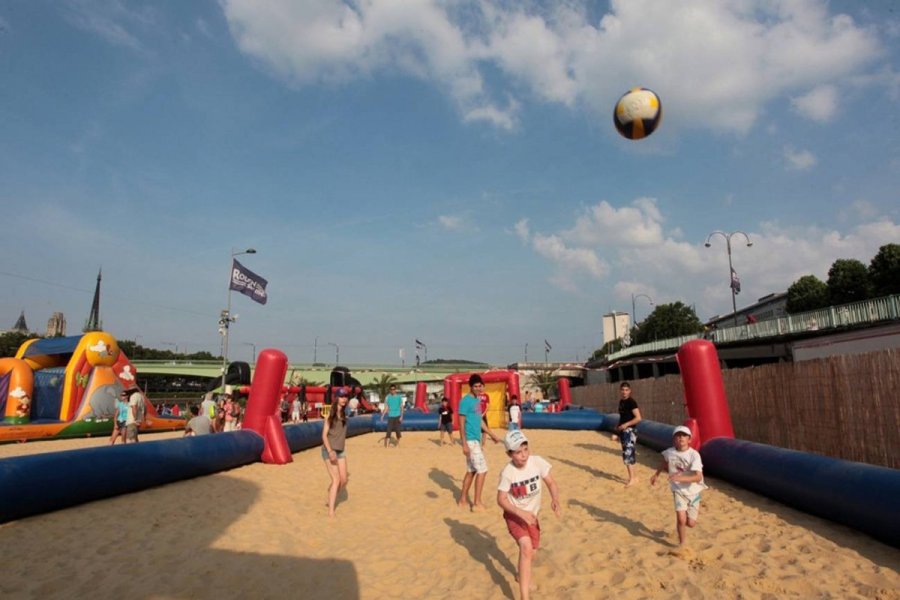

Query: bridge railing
[607,293,900,362]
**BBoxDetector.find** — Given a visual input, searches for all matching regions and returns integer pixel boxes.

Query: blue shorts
[620,428,637,465]
[321,447,346,460]
[440,422,453,434]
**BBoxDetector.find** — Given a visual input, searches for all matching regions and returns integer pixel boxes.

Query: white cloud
[791,85,839,121]
[563,198,665,247]
[64,0,156,51]
[222,0,883,133]
[783,146,817,170]
[438,214,464,231]
[521,198,900,317]
[514,218,530,242]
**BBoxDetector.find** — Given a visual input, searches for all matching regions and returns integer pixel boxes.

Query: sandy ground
[1,428,898,600]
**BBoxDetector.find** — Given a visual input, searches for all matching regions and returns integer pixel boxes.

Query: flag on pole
[544,339,552,352]
[730,268,741,295]
[229,259,268,305]
[415,339,425,349]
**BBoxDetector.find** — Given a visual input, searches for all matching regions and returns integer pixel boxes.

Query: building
[46,312,67,337]
[706,292,788,329]
[602,311,630,345]
[10,310,28,334]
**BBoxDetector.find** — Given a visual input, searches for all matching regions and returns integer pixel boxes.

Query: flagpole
[705,231,752,326]
[221,247,257,393]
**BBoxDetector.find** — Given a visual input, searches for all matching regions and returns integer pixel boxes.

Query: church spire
[12,310,28,333]
[84,268,103,332]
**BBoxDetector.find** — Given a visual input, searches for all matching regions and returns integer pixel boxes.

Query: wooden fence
[571,348,900,469]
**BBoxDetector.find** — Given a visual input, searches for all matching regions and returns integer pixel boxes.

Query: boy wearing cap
[458,374,501,511]
[650,425,708,548]
[497,429,561,600]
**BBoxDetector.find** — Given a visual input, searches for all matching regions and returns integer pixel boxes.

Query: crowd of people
[184,392,244,436]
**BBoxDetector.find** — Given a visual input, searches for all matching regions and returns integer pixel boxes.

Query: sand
[1,428,898,600]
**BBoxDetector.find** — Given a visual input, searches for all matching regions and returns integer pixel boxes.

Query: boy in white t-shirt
[650,425,708,547]
[497,430,561,600]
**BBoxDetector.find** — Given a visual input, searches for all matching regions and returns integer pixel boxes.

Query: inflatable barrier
[701,437,900,548]
[522,410,606,431]
[0,431,264,523]
[371,411,438,432]
[284,415,373,452]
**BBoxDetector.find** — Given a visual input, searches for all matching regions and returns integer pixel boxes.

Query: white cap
[504,429,529,452]
[673,425,692,437]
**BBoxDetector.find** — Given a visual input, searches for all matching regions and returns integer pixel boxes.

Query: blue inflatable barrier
[701,437,900,548]
[371,411,438,432]
[522,411,607,430]
[0,431,264,523]
[284,415,373,452]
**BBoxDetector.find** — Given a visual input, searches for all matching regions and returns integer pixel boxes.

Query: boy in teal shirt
[458,374,500,511]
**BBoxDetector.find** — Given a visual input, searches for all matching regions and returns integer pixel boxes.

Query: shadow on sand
[444,517,517,599]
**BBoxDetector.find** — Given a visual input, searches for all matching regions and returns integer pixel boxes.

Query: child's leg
[472,472,487,509]
[516,536,536,600]
[459,471,474,507]
[324,459,341,517]
[675,510,688,545]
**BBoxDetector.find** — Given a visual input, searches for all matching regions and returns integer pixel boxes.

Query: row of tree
[0,333,219,361]
[786,244,899,313]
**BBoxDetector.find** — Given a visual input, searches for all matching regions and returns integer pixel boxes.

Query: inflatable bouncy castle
[0,332,185,442]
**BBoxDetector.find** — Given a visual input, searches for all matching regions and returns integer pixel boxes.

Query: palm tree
[368,373,400,404]
[528,371,558,400]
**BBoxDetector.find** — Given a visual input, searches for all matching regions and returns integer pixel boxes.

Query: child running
[650,425,708,549]
[497,430,561,600]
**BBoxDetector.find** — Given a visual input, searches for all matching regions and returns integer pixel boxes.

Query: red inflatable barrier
[676,339,734,444]
[242,349,292,464]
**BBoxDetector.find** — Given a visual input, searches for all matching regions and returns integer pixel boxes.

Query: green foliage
[632,302,703,345]
[0,332,38,358]
[786,275,829,313]
[869,243,900,297]
[528,370,558,399]
[590,338,624,362]
[827,258,871,305]
[367,373,399,402]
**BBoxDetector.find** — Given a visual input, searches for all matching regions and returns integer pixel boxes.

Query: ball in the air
[613,87,662,140]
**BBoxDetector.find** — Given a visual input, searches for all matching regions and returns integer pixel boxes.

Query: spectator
[184,404,211,436]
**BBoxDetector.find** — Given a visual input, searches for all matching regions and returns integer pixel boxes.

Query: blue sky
[2,0,899,365]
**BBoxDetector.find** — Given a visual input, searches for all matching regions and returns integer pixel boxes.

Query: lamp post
[162,341,178,354]
[524,342,528,363]
[243,342,257,363]
[313,336,318,364]
[631,293,653,327]
[327,342,339,365]
[704,231,752,326]
[220,247,257,392]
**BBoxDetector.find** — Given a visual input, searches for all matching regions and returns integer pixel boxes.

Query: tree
[589,338,624,362]
[528,370,558,399]
[869,243,900,297]
[367,373,399,404]
[827,258,871,305]
[786,275,829,313]
[0,331,36,358]
[632,302,702,345]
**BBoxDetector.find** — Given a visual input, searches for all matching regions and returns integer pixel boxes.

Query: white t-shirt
[126,393,142,426]
[661,447,707,496]
[509,404,521,424]
[497,455,552,516]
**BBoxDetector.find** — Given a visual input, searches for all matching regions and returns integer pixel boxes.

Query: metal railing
[607,294,900,362]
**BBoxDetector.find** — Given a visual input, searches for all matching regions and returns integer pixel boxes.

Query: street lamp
[631,293,653,327]
[705,231,752,326]
[220,247,257,392]
[162,341,178,354]
[243,342,257,363]
[327,342,339,365]
[313,336,318,364]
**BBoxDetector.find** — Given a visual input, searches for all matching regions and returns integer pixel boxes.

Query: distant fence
[571,348,900,469]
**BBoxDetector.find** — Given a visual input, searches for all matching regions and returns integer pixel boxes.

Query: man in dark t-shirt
[616,382,642,487]
[438,397,455,446]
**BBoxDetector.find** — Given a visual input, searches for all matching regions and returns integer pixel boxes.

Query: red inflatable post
[242,349,293,464]
[557,377,571,410]
[414,381,428,412]
[676,340,735,444]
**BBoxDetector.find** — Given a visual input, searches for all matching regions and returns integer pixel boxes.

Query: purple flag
[229,259,268,305]
[730,268,741,295]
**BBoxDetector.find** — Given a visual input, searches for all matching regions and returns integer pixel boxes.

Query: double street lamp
[705,231,752,326]
[220,247,256,392]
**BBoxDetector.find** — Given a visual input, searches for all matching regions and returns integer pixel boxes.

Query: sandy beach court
[1,429,898,599]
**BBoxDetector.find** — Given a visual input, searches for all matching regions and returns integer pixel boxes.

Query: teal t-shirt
[459,394,482,442]
[385,394,404,418]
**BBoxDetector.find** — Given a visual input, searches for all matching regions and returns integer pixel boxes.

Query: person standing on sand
[381,384,404,448]
[109,390,130,445]
[437,396,455,446]
[615,382,642,487]
[458,374,500,511]
[322,389,350,517]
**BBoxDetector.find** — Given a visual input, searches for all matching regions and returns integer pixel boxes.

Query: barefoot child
[650,425,708,547]
[497,430,561,600]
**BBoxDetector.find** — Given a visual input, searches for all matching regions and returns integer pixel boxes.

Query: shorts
[673,491,702,520]
[465,440,488,474]
[440,422,453,434]
[321,447,346,460]
[386,417,402,438]
[116,420,127,431]
[291,410,300,420]
[504,512,541,549]
[125,423,138,441]
[619,427,637,465]
[507,423,519,431]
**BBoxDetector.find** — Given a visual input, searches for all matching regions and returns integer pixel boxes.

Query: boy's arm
[480,420,500,444]
[543,473,562,517]
[459,414,469,455]
[650,458,668,486]
[497,491,537,525]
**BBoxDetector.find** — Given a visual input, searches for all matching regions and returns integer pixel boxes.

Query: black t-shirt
[439,405,453,424]
[618,397,639,429]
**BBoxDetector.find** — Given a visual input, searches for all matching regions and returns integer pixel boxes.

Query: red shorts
[504,512,541,549]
